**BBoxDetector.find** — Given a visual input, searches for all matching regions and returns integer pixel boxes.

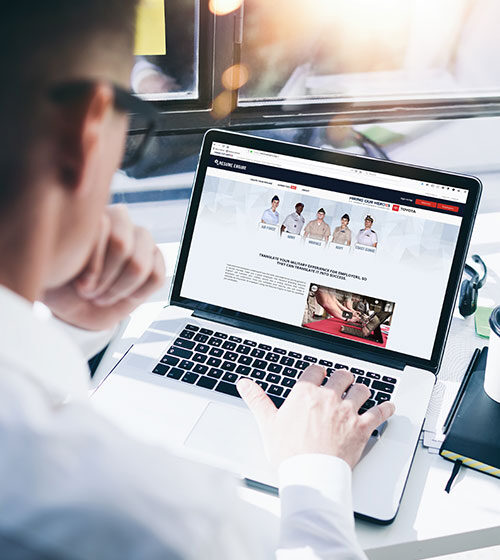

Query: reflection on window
[240,0,500,103]
[131,0,198,100]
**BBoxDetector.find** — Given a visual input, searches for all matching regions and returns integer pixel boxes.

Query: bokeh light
[209,0,243,16]
[211,90,236,120]
[222,64,249,91]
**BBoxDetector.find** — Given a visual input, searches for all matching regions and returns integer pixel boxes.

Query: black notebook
[440,347,500,478]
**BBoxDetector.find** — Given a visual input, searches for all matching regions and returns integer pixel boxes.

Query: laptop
[92,129,481,524]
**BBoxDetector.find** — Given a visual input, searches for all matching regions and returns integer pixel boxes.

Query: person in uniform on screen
[303,208,331,241]
[281,202,305,235]
[331,213,352,246]
[261,195,280,225]
[356,215,378,247]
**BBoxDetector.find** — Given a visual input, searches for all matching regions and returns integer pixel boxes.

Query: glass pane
[240,0,500,104]
[131,0,198,100]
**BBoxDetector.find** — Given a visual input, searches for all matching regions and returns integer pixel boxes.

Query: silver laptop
[92,130,481,523]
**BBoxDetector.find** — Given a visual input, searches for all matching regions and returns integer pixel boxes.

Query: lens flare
[222,64,249,91]
[211,90,236,119]
[209,0,242,16]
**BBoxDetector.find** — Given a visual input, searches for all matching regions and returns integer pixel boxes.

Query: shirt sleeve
[276,454,367,560]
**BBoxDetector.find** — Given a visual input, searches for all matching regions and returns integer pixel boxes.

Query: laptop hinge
[192,309,406,371]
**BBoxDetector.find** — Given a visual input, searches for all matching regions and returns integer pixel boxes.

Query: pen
[442,347,481,435]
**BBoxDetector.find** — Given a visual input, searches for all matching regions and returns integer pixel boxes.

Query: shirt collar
[0,285,90,405]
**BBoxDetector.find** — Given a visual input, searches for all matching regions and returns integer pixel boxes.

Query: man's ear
[55,83,114,191]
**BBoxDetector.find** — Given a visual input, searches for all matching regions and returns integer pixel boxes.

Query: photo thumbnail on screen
[302,284,395,348]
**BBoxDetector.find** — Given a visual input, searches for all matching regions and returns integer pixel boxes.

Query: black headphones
[458,254,487,317]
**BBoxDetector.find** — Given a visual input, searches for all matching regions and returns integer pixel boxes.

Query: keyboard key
[266,352,280,363]
[236,365,251,375]
[214,332,228,339]
[222,341,236,351]
[192,353,207,363]
[282,377,296,388]
[207,368,223,379]
[196,376,217,389]
[250,348,265,358]
[356,377,371,386]
[304,356,317,363]
[194,333,209,343]
[319,359,333,367]
[238,355,253,366]
[179,329,195,340]
[153,363,169,376]
[179,360,194,370]
[193,364,208,375]
[295,360,309,369]
[220,360,235,372]
[224,351,238,362]
[229,335,242,343]
[222,372,238,383]
[255,381,268,391]
[335,363,349,370]
[194,343,210,353]
[279,356,295,367]
[372,381,394,394]
[206,357,222,368]
[252,359,267,370]
[251,369,266,380]
[351,368,364,375]
[283,389,291,398]
[258,343,272,351]
[168,346,193,360]
[244,339,257,347]
[288,351,302,359]
[267,363,283,374]
[185,324,199,331]
[266,373,281,384]
[273,347,287,355]
[200,327,213,335]
[236,344,251,355]
[209,347,224,358]
[174,338,196,350]
[366,372,381,379]
[167,367,183,380]
[382,376,397,384]
[360,399,376,412]
[268,384,283,396]
[269,395,285,409]
[321,377,328,386]
[181,372,198,384]
[283,367,298,378]
[215,381,241,398]
[161,355,179,366]
[375,392,391,403]
[208,337,222,347]
[326,368,335,376]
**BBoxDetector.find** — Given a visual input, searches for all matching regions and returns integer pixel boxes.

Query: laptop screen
[178,133,473,363]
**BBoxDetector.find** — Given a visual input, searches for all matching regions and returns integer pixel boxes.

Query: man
[261,195,280,225]
[303,208,331,241]
[0,3,393,558]
[331,213,352,246]
[356,215,378,247]
[280,202,305,235]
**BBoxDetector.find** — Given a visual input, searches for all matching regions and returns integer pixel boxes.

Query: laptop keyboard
[152,324,398,412]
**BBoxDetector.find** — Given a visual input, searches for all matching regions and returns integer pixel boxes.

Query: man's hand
[237,365,395,469]
[43,205,166,331]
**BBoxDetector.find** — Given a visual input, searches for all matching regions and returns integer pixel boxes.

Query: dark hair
[0,1,139,207]
[295,202,304,208]
[341,213,350,222]
[272,196,280,202]
[318,208,326,214]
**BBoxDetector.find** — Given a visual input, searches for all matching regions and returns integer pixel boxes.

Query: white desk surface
[92,211,500,560]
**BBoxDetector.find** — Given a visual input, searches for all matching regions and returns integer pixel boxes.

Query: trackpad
[184,402,278,487]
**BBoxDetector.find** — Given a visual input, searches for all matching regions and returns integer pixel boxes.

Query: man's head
[364,215,374,229]
[317,208,326,221]
[271,195,280,210]
[341,213,350,228]
[0,1,139,288]
[295,203,304,215]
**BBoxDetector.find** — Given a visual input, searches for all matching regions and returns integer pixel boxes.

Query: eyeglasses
[49,81,159,169]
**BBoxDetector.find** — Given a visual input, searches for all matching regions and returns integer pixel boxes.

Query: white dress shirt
[0,285,366,560]
[282,212,305,235]
[261,208,280,225]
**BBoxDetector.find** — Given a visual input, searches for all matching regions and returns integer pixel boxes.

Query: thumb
[237,378,277,425]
